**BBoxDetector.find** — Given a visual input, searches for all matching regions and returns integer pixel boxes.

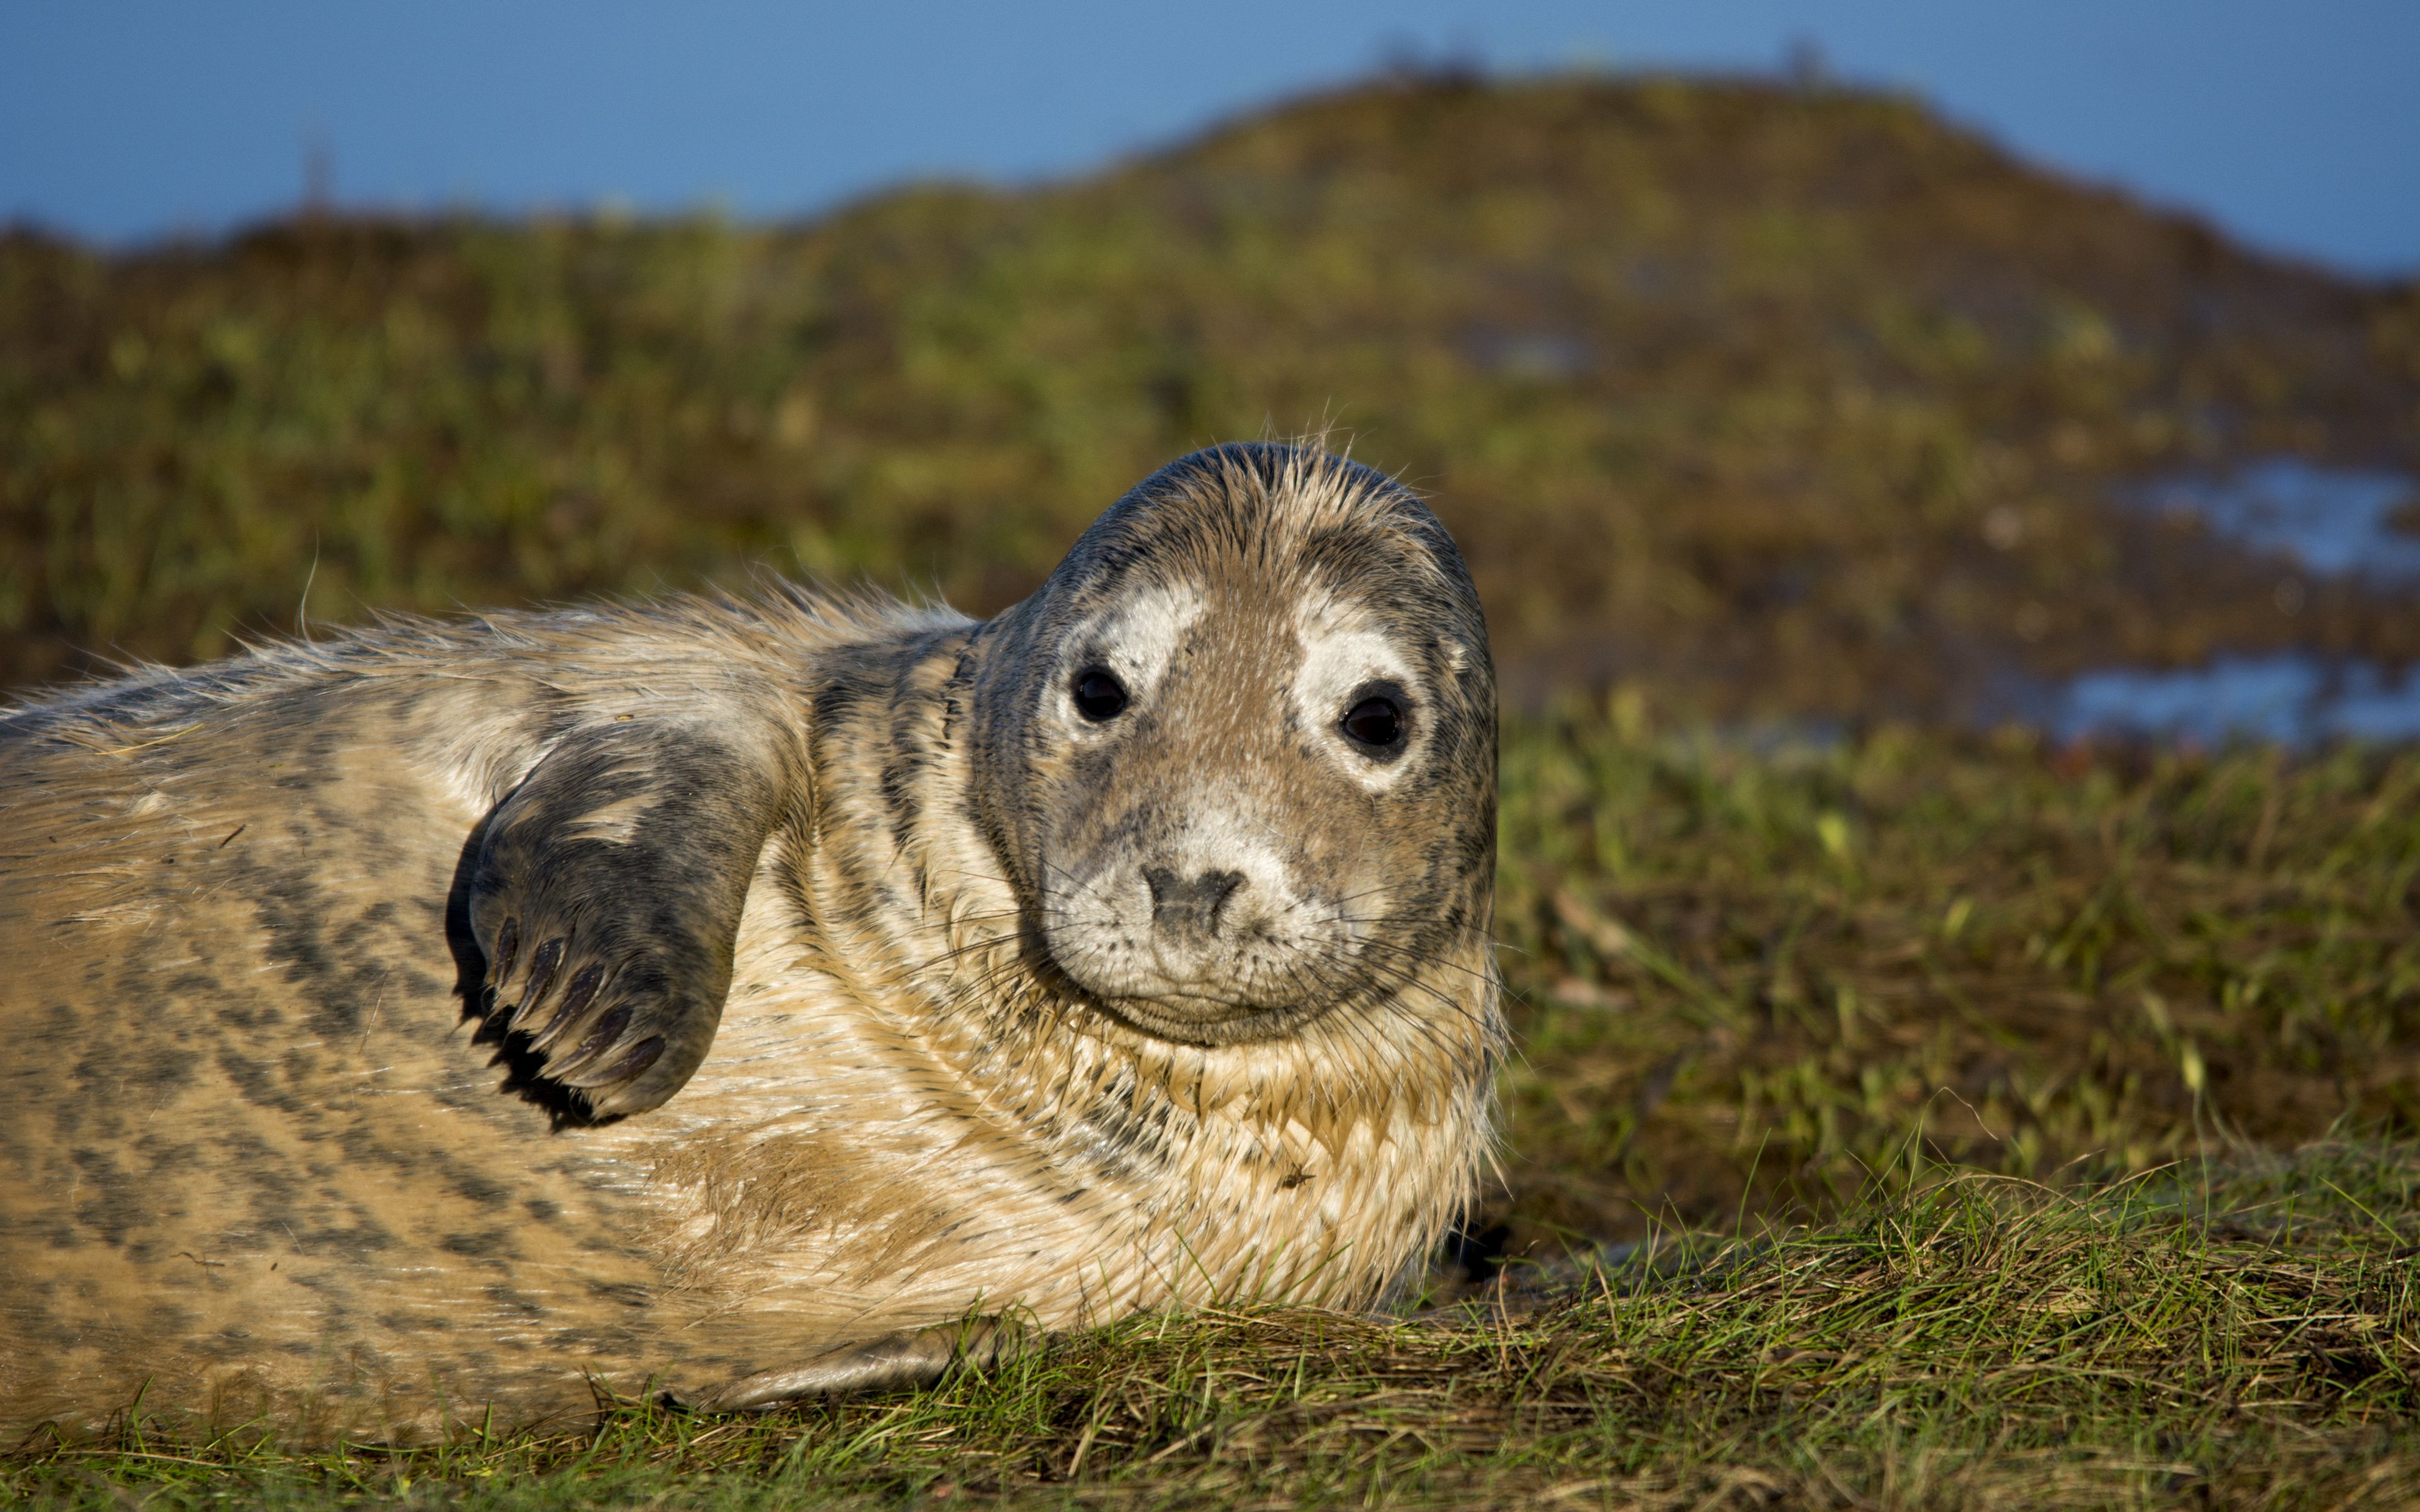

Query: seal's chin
[1086,988,1334,1048]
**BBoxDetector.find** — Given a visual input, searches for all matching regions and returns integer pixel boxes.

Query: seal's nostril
[1142,865,1176,910]
[1200,869,1245,929]
[1144,866,1248,937]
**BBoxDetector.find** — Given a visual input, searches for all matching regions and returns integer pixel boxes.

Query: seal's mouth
[1083,987,1339,1047]
[1030,919,1355,1035]
[1025,925,1344,1045]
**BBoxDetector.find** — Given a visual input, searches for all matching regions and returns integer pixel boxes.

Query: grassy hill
[6,73,2416,714]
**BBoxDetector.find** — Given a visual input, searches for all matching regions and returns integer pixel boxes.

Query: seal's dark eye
[1073,668,1129,722]
[1340,694,1405,752]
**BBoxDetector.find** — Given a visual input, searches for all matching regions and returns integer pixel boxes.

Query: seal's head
[973,444,1495,1046]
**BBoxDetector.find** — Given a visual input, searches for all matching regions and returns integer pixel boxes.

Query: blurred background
[7,3,2420,1242]
[4,1,2417,739]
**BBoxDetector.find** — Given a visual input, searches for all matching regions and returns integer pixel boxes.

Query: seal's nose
[1143,866,1245,939]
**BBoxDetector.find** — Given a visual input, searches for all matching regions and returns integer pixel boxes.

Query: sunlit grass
[13,1148,2417,1509]
[1495,702,2420,1245]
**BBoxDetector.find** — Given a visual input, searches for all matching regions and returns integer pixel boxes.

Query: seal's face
[974,445,1495,1046]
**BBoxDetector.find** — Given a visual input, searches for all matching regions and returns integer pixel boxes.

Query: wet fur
[0,445,1502,1441]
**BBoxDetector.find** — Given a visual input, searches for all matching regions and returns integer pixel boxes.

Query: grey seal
[0,443,1502,1440]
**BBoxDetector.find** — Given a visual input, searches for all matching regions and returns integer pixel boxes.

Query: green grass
[1494,704,2420,1248]
[12,1150,2418,1509]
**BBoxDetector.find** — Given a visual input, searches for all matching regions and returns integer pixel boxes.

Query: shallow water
[2015,460,2420,745]
[2131,458,2420,580]
[2039,653,2420,746]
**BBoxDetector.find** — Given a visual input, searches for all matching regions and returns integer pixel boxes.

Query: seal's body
[0,445,1500,1440]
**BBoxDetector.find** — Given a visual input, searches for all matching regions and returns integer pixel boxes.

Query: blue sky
[3,2,2414,277]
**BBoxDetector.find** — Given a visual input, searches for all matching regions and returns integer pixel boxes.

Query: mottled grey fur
[0,444,1502,1442]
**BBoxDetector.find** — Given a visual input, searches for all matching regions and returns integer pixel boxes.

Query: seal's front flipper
[469,720,787,1118]
[688,1319,1033,1412]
